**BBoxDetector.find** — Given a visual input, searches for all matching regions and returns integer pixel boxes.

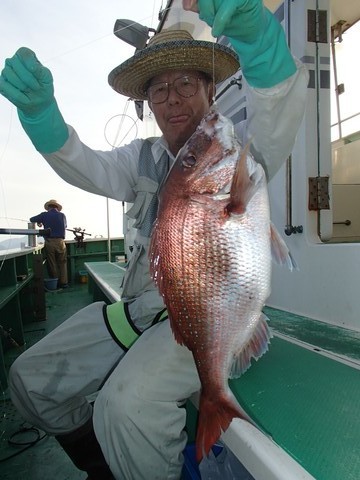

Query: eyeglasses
[146,75,203,104]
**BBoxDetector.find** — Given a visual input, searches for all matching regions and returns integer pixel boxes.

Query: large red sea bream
[149,109,294,461]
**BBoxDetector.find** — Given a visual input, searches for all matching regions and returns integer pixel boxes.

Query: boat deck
[229,332,360,480]
[186,308,360,480]
[1,283,92,480]
[1,269,360,479]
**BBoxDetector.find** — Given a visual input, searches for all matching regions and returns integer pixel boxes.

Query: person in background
[30,199,68,288]
[0,1,308,479]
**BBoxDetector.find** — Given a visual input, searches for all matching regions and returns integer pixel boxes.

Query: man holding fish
[0,1,308,479]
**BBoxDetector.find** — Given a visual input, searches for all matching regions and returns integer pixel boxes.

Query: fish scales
[149,109,289,462]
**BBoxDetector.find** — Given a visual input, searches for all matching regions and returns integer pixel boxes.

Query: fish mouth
[182,153,197,168]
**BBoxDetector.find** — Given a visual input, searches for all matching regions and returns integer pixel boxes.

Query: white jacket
[43,59,308,327]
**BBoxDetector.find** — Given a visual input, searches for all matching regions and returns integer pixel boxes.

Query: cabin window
[331,20,360,141]
[330,19,360,242]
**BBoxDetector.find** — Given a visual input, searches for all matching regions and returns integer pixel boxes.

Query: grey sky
[0,0,164,241]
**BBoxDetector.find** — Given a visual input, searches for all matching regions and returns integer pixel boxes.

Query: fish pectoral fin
[230,313,272,378]
[270,222,298,271]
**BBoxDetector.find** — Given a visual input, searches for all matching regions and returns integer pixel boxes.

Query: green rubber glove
[0,47,69,153]
[195,0,297,88]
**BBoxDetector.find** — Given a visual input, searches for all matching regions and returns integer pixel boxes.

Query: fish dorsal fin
[229,313,272,378]
[226,142,253,215]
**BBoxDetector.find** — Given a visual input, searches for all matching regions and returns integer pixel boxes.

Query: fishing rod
[0,227,51,236]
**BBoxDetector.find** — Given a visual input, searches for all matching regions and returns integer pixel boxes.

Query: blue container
[181,443,223,480]
[44,278,58,290]
[181,442,254,480]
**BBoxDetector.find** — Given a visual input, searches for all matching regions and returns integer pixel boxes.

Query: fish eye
[182,154,196,168]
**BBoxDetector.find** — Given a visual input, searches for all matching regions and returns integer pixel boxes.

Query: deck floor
[230,335,360,480]
[1,283,92,480]
[1,284,360,479]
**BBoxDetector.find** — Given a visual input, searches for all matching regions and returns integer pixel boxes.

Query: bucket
[182,443,223,480]
[78,270,88,284]
[182,443,253,480]
[44,278,58,290]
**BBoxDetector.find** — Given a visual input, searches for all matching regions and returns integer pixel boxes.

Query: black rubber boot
[55,417,114,480]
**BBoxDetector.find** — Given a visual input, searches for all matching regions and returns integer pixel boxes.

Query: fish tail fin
[195,393,252,463]
[270,222,298,271]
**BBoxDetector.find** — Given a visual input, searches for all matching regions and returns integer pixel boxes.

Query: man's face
[147,69,213,156]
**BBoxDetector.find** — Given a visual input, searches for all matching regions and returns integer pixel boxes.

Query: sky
[1,1,359,246]
[0,0,165,242]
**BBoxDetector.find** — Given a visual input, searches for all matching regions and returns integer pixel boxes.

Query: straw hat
[108,29,240,100]
[44,199,62,211]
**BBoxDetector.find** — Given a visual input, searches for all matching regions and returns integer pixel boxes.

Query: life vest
[121,138,170,301]
[104,138,170,349]
[104,301,168,351]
